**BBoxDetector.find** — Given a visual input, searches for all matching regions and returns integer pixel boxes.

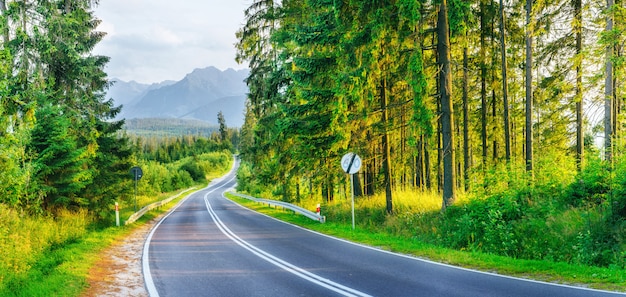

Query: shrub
[564,158,609,207]
[180,161,205,182]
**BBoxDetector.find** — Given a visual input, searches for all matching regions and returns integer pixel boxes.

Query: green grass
[2,226,123,296]
[225,193,626,293]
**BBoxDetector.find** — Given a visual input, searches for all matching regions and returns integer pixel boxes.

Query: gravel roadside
[80,215,162,297]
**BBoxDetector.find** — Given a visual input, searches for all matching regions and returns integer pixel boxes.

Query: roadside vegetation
[0,136,233,296]
[236,152,626,290]
[234,0,625,285]
[226,189,626,292]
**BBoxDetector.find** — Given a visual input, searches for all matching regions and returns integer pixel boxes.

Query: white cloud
[150,25,183,46]
[93,0,248,84]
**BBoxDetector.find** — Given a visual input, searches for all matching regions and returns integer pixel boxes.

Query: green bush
[236,161,259,194]
[564,158,609,207]
[180,161,205,182]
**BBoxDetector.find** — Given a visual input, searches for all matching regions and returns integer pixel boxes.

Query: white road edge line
[204,189,372,297]
[142,162,238,297]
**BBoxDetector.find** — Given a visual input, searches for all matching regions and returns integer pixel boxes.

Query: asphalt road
[143,160,625,297]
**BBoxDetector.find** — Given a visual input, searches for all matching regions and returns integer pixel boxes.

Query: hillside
[123,118,219,137]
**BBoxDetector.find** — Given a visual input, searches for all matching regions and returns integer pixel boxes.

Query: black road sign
[131,166,143,181]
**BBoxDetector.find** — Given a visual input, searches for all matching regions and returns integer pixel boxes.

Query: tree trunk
[416,136,425,189]
[525,0,534,173]
[499,0,512,162]
[492,90,498,161]
[425,138,432,189]
[437,98,443,192]
[438,0,456,209]
[296,181,301,203]
[354,173,363,197]
[463,43,470,191]
[575,0,583,170]
[480,0,488,172]
[605,0,614,163]
[401,106,407,189]
[366,162,375,195]
[381,76,393,214]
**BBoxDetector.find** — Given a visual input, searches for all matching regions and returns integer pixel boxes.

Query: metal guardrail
[228,192,326,223]
[125,187,197,225]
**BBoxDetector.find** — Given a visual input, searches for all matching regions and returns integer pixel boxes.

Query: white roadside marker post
[115,202,120,227]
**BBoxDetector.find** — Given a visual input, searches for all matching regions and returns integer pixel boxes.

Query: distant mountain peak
[106,66,249,127]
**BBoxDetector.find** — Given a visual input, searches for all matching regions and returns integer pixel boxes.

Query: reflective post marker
[115,202,120,227]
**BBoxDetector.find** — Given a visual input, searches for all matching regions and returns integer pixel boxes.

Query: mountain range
[107,67,249,127]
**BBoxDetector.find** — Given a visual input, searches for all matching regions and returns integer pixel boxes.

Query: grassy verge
[225,193,626,293]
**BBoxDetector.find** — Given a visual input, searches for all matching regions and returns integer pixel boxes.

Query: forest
[235,0,625,268]
[0,1,236,292]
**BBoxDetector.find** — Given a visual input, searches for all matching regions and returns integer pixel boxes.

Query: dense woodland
[235,0,625,267]
[0,0,132,216]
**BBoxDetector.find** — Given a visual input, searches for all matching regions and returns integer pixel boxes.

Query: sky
[93,0,249,84]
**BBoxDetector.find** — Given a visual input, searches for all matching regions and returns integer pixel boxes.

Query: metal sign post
[341,153,362,230]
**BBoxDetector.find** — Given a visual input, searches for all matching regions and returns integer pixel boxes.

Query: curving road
[143,159,625,297]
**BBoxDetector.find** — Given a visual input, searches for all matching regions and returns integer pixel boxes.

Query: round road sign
[341,153,362,174]
[130,166,143,181]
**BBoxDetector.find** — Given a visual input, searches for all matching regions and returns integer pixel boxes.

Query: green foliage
[565,158,610,207]
[28,104,92,209]
[435,192,525,257]
[137,150,232,197]
[124,118,240,146]
[181,161,206,182]
[232,0,626,278]
[0,125,33,209]
[137,135,233,163]
[294,151,624,269]
[81,119,134,220]
[236,161,260,194]
[448,0,473,36]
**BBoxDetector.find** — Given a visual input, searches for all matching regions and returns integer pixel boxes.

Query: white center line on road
[204,191,372,297]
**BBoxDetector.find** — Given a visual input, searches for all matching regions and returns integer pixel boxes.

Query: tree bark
[575,0,583,170]
[525,0,534,173]
[480,0,488,171]
[381,76,393,214]
[492,90,498,161]
[438,0,456,209]
[605,0,614,163]
[463,44,470,190]
[499,0,512,162]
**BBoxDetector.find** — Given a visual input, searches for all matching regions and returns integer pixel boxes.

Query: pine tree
[218,110,228,143]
